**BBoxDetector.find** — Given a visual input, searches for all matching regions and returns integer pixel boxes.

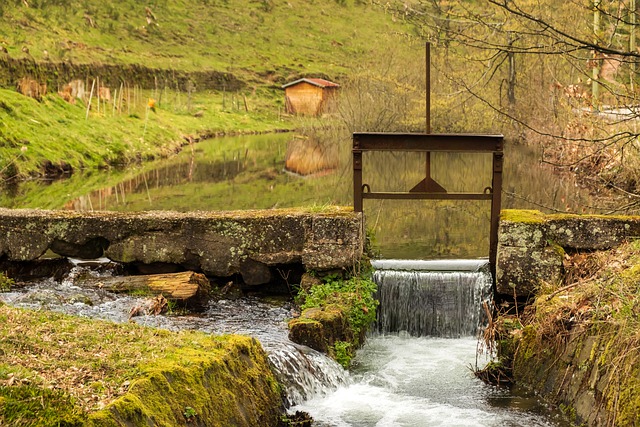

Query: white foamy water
[293,335,568,427]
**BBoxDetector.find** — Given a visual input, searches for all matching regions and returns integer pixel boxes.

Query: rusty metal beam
[362,192,493,201]
[353,133,503,152]
[426,43,431,134]
[353,149,363,212]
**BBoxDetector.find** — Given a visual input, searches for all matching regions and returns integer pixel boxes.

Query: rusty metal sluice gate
[352,132,504,283]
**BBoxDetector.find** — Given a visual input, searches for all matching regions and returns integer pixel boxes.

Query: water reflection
[0,134,609,258]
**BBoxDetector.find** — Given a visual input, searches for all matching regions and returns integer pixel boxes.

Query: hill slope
[0,0,411,84]
[0,0,416,179]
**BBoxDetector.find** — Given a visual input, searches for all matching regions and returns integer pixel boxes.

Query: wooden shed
[282,78,340,116]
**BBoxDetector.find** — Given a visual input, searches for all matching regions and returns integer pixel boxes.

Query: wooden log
[90,271,211,309]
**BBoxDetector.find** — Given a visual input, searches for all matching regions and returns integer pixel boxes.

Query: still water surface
[0,133,603,259]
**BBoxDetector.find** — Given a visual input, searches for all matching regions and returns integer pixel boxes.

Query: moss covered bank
[288,269,378,368]
[492,218,640,426]
[0,303,283,426]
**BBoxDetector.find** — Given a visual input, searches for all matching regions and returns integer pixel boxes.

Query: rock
[0,258,74,281]
[496,245,564,297]
[240,258,272,286]
[288,305,349,353]
[216,281,244,300]
[50,237,108,259]
[496,210,640,298]
[299,273,322,292]
[288,318,327,353]
[498,210,548,248]
[547,216,640,250]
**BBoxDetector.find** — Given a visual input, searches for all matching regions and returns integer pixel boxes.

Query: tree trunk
[88,271,211,309]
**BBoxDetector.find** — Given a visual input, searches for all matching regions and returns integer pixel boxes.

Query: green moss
[90,336,284,426]
[289,317,323,326]
[546,240,566,258]
[0,273,14,292]
[331,341,354,369]
[298,273,378,341]
[1,306,282,427]
[290,268,378,367]
[559,403,578,424]
[0,385,84,427]
[500,209,546,224]
[546,213,640,221]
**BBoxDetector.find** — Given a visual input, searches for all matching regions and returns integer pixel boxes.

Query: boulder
[496,245,563,297]
[497,210,640,297]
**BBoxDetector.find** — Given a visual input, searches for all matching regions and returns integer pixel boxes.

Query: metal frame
[353,132,504,280]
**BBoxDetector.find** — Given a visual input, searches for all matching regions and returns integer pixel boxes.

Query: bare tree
[386,0,640,212]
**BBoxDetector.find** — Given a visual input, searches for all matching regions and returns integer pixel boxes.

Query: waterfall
[372,259,493,338]
[265,340,349,408]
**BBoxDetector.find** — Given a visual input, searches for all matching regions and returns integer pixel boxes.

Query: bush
[0,273,14,292]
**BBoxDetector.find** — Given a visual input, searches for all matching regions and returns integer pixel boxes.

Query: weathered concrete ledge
[0,207,363,285]
[496,209,640,297]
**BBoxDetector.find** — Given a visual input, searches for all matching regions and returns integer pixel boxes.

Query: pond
[0,132,601,259]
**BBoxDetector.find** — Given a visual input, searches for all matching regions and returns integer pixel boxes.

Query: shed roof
[282,78,340,89]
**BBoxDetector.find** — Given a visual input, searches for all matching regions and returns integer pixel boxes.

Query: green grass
[0,86,291,178]
[0,0,410,78]
[0,303,280,426]
[0,0,415,179]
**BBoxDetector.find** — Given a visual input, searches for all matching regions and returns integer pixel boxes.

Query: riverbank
[492,239,640,425]
[0,87,293,180]
[0,0,417,182]
[0,302,283,426]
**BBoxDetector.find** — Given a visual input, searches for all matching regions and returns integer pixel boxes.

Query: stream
[294,336,566,427]
[0,262,571,426]
[0,133,582,425]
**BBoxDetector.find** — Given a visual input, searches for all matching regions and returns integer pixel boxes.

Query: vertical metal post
[631,0,637,83]
[489,149,504,285]
[425,42,433,189]
[353,135,363,212]
[426,42,431,134]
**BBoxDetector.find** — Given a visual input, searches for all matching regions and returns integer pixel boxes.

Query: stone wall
[0,207,363,285]
[514,322,618,426]
[496,210,640,297]
[496,210,640,425]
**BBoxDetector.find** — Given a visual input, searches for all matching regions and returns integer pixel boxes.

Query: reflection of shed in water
[282,78,339,116]
[285,136,338,176]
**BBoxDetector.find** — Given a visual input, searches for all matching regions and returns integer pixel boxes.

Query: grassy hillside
[0,0,410,81]
[0,0,416,179]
